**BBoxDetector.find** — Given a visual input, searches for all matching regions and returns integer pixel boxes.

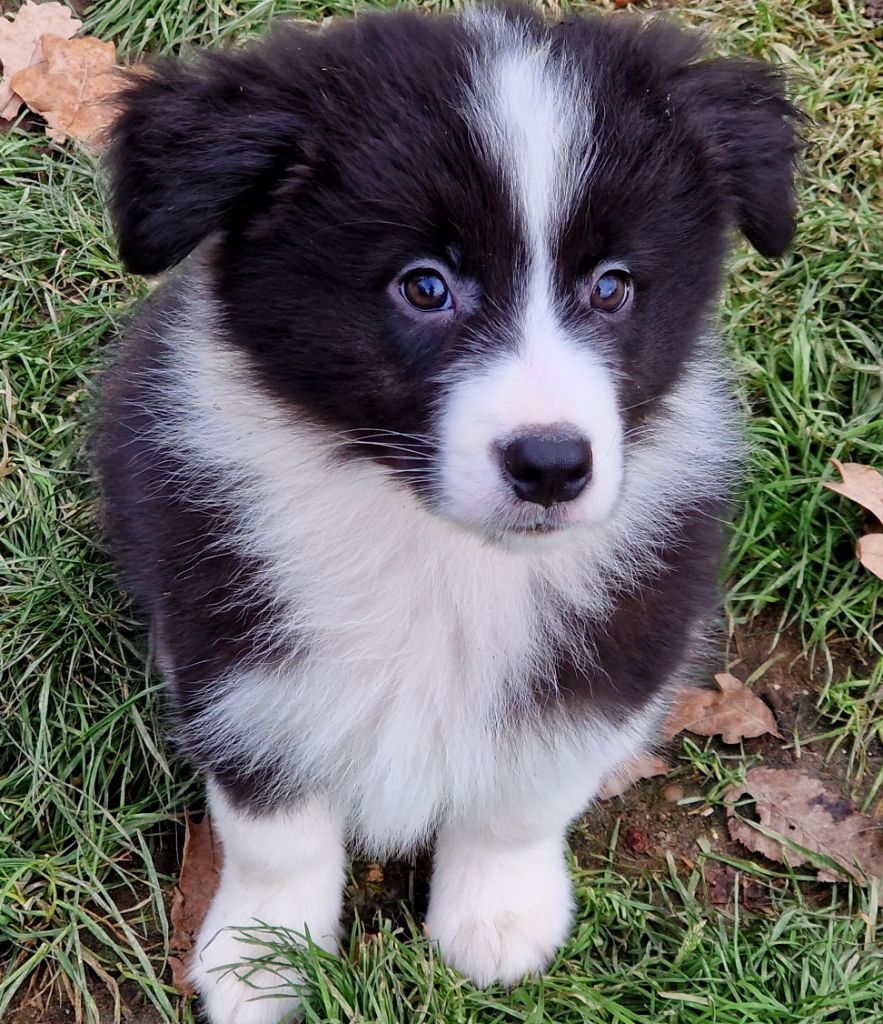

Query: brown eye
[590,270,632,313]
[400,268,452,311]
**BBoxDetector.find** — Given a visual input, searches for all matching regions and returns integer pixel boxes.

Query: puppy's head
[109,7,801,543]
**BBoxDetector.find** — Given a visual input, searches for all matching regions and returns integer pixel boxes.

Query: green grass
[1,0,881,1021]
[188,863,883,1024]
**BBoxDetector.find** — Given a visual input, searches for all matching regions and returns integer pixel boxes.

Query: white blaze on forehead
[464,8,594,281]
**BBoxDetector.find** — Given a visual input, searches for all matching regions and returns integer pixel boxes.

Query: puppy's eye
[590,270,632,313]
[400,268,452,312]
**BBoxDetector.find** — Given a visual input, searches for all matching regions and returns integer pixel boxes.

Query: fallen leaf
[701,672,782,744]
[660,686,717,741]
[857,532,883,580]
[824,460,883,579]
[663,674,781,745]
[10,33,119,145]
[599,673,780,799]
[597,752,669,800]
[0,0,81,120]
[825,459,883,522]
[169,809,223,997]
[726,767,883,885]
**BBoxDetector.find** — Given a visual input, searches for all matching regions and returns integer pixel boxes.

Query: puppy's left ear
[671,58,804,257]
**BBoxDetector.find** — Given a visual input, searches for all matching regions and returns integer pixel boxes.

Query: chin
[94,7,800,1022]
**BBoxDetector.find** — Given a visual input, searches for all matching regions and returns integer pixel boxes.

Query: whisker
[334,427,439,443]
[344,440,437,458]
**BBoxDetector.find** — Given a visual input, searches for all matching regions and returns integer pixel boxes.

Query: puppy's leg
[425,825,574,987]
[191,782,345,1024]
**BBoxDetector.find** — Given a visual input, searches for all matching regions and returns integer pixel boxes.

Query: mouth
[499,505,571,537]
[507,520,563,535]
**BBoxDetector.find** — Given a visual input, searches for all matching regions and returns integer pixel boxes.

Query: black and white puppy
[96,6,800,1022]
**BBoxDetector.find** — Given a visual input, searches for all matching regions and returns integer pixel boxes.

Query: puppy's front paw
[190,876,340,1024]
[190,923,305,1024]
[425,832,574,987]
[427,899,573,987]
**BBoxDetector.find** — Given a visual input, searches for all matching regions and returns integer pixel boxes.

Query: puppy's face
[109,9,799,543]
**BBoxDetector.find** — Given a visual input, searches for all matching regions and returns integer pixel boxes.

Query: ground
[1,1,882,1023]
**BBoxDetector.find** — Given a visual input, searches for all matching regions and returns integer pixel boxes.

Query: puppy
[96,6,800,1022]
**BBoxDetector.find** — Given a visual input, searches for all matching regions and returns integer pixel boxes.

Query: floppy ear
[107,44,310,275]
[670,58,804,257]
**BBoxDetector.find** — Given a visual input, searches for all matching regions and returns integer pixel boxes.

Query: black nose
[502,435,593,508]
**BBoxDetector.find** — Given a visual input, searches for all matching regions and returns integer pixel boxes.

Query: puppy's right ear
[108,46,309,275]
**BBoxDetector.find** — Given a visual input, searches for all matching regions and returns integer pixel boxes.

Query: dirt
[8,990,161,1024]
[8,615,883,1024]
[569,614,883,896]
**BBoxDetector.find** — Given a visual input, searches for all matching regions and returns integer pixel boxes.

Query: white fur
[436,331,624,535]
[190,785,345,1024]
[426,826,574,986]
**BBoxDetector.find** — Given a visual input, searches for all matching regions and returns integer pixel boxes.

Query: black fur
[545,500,728,715]
[108,11,801,440]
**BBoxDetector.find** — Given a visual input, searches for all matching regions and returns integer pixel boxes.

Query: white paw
[425,832,574,987]
[191,923,305,1024]
[190,873,342,1024]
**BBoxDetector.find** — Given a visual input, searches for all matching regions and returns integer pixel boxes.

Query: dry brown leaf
[660,686,717,741]
[597,752,669,800]
[824,460,883,579]
[726,767,883,885]
[662,674,780,745]
[0,0,81,120]
[824,459,883,523]
[700,672,782,744]
[857,532,883,580]
[10,33,119,145]
[169,809,223,997]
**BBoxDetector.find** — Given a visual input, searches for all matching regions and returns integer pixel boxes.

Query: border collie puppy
[96,6,799,1022]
